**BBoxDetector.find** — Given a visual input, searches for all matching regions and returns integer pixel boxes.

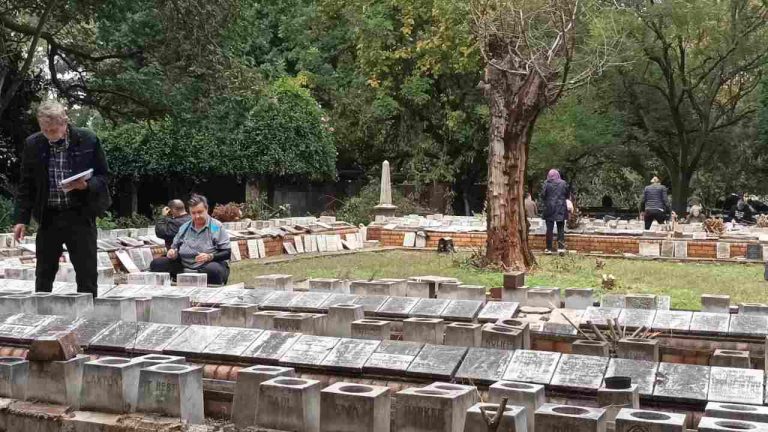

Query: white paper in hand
[60,169,93,186]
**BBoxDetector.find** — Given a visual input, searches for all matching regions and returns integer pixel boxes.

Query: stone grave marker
[656,296,671,310]
[293,238,305,254]
[652,310,693,332]
[247,240,260,259]
[283,241,298,255]
[409,298,451,318]
[69,318,117,347]
[163,325,224,356]
[230,242,241,262]
[455,347,515,385]
[288,292,331,312]
[673,241,688,258]
[352,295,389,316]
[604,358,658,396]
[708,366,764,406]
[582,307,622,328]
[115,250,140,273]
[406,344,467,380]
[502,350,561,384]
[550,354,609,390]
[402,232,416,247]
[320,338,380,373]
[241,330,301,365]
[363,340,424,375]
[477,301,519,323]
[653,362,710,402]
[203,328,264,359]
[661,241,674,257]
[638,241,660,257]
[690,312,731,335]
[239,289,277,306]
[601,294,625,308]
[89,321,148,352]
[728,314,768,337]
[716,242,731,259]
[376,296,418,318]
[617,308,656,330]
[280,335,340,368]
[746,243,763,260]
[440,300,483,322]
[131,323,188,353]
[318,294,359,311]
[317,235,327,252]
[256,239,266,258]
[128,248,148,271]
[260,291,302,311]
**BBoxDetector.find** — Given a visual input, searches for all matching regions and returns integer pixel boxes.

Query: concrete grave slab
[202,328,263,359]
[89,321,148,352]
[406,344,468,380]
[280,335,340,368]
[289,292,331,312]
[241,330,301,364]
[728,314,768,337]
[604,358,658,396]
[455,347,514,385]
[318,293,359,311]
[690,312,731,335]
[260,291,302,311]
[652,310,693,332]
[618,308,657,330]
[708,366,764,405]
[625,294,658,309]
[440,300,483,322]
[477,301,519,323]
[565,288,594,309]
[363,340,423,375]
[653,362,710,402]
[409,298,451,318]
[377,296,419,318]
[320,338,380,373]
[130,323,188,354]
[550,354,609,391]
[502,350,561,385]
[163,325,223,356]
[352,295,390,316]
[601,294,626,309]
[702,294,731,313]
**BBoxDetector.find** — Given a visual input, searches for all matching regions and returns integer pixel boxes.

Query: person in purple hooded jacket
[540,168,569,254]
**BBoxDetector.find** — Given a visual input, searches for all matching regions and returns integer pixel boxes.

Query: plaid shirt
[47,137,72,209]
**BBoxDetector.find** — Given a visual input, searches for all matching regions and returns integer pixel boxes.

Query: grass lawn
[230,250,768,310]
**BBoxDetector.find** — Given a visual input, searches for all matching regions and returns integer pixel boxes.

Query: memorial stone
[261,291,302,311]
[136,364,204,424]
[617,338,660,362]
[489,381,546,432]
[404,318,445,344]
[27,354,89,408]
[406,344,468,380]
[615,409,686,432]
[661,241,674,257]
[565,288,594,309]
[481,324,523,350]
[739,303,768,315]
[625,294,657,309]
[219,303,259,327]
[256,377,321,432]
[550,354,609,390]
[582,307,622,328]
[746,243,763,260]
[320,339,381,373]
[0,295,36,315]
[534,404,606,432]
[406,281,433,298]
[454,347,514,385]
[274,313,317,334]
[308,278,347,293]
[247,310,284,329]
[526,287,561,309]
[710,349,751,369]
[320,382,390,432]
[653,362,710,401]
[716,242,731,259]
[352,295,390,315]
[477,301,519,323]
[728,314,768,337]
[444,323,482,347]
[690,312,731,336]
[437,284,486,302]
[0,357,28,400]
[377,296,419,317]
[652,310,693,332]
[704,402,768,424]
[572,340,611,357]
[80,357,142,413]
[410,298,451,318]
[601,294,625,308]
[253,274,293,291]
[604,358,658,396]
[618,308,657,330]
[395,387,466,432]
[326,304,365,337]
[241,330,302,364]
[597,385,639,423]
[351,319,391,340]
[131,323,188,353]
[464,403,527,432]
[639,241,661,257]
[93,297,136,322]
[440,300,483,322]
[363,340,423,375]
[89,321,146,352]
[708,366,764,405]
[280,335,340,368]
[180,307,221,326]
[697,417,768,431]
[231,365,295,429]
[203,328,264,359]
[177,273,207,287]
[502,350,561,384]
[290,292,332,312]
[149,295,190,324]
[163,325,223,356]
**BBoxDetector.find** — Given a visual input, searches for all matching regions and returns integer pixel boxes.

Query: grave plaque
[206,287,247,305]
[280,335,340,368]
[164,325,224,356]
[406,344,467,380]
[728,314,768,337]
[440,300,483,322]
[203,328,264,359]
[661,241,674,257]
[352,296,389,315]
[320,338,380,372]
[674,241,688,258]
[549,309,584,326]
[535,322,578,336]
[5,314,54,328]
[257,239,266,258]
[502,350,561,384]
[653,362,710,402]
[89,321,148,351]
[408,298,451,318]
[690,312,731,335]
[717,242,731,259]
[708,366,764,405]
[363,341,424,375]
[656,296,671,311]
[188,288,221,304]
[260,291,302,311]
[582,307,622,328]
[131,323,188,353]
[241,330,301,364]
[247,240,260,259]
[746,243,763,260]
[604,358,658,396]
[477,301,519,323]
[455,347,514,385]
[70,318,116,346]
[652,310,692,332]
[617,308,656,329]
[0,324,35,343]
[25,316,76,339]
[288,292,330,312]
[550,354,609,390]
[638,241,660,257]
[601,294,625,308]
[319,294,359,311]
[376,297,419,318]
[403,232,416,247]
[239,290,278,306]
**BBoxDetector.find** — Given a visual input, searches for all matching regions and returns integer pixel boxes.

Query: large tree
[616,0,768,213]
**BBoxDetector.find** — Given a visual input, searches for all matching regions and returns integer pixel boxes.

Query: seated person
[155,199,192,248]
[149,194,231,285]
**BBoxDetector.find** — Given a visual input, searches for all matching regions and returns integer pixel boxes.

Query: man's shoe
[557,249,566,256]
[544,250,553,255]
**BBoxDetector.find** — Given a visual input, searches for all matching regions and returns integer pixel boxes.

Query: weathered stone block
[327,304,365,337]
[617,338,660,362]
[697,417,768,431]
[232,365,295,428]
[597,384,639,422]
[0,357,28,400]
[710,349,751,368]
[134,297,152,322]
[625,294,657,309]
[489,381,546,432]
[26,332,82,361]
[464,403,527,432]
[180,307,221,326]
[308,278,348,293]
[27,354,88,408]
[444,323,481,347]
[320,382,390,432]
[254,274,294,291]
[701,294,730,313]
[526,288,561,309]
[495,319,531,349]
[149,295,190,324]
[0,295,36,315]
[482,324,523,351]
[247,310,284,329]
[351,319,391,340]
[739,303,768,316]
[395,387,468,432]
[219,303,258,327]
[132,354,185,369]
[407,281,433,298]
[44,293,94,318]
[572,340,611,357]
[257,377,321,432]
[704,402,768,423]
[177,272,207,287]
[274,313,316,334]
[80,357,142,413]
[94,296,137,321]
[136,363,204,424]
[615,409,686,432]
[565,288,594,309]
[403,318,444,344]
[503,271,525,290]
[534,404,606,432]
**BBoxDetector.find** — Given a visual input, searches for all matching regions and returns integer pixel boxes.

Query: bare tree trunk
[669,169,692,214]
[485,62,545,270]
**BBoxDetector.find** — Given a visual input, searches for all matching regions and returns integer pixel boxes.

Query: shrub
[335,179,429,226]
[212,202,243,222]
[0,196,14,233]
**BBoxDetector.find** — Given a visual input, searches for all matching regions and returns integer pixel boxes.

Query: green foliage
[335,179,427,225]
[96,212,118,230]
[96,212,151,229]
[0,196,14,233]
[241,194,291,220]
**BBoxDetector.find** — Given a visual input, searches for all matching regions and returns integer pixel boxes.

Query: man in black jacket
[640,176,671,230]
[13,101,111,297]
[155,199,191,248]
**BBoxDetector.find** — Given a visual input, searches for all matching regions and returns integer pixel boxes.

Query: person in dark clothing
[732,194,755,224]
[155,199,192,248]
[13,101,111,297]
[541,168,569,253]
[150,195,231,285]
[640,176,671,230]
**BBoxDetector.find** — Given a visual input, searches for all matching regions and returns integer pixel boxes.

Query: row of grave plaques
[0,311,765,406]
[638,240,767,260]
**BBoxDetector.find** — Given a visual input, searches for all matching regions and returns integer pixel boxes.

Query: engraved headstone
[410,298,451,318]
[661,241,674,257]
[708,366,764,405]
[638,241,660,257]
[164,325,224,356]
[403,232,416,247]
[280,335,340,368]
[502,350,561,384]
[673,241,688,258]
[455,347,514,385]
[320,338,380,372]
[728,314,768,337]
[717,242,731,259]
[652,310,692,332]
[617,308,656,329]
[440,300,483,322]
[241,330,301,364]
[653,362,710,402]
[318,294,359,311]
[247,240,260,259]
[582,307,622,328]
[362,340,423,375]
[550,354,609,390]
[604,358,658,396]
[601,294,625,309]
[288,292,331,312]
[203,328,263,359]
[690,312,731,335]
[376,297,419,317]
[746,243,763,260]
[352,295,389,315]
[131,324,188,353]
[257,239,266,258]
[90,322,147,352]
[406,344,467,380]
[477,301,519,323]
[260,291,302,311]
[70,318,117,347]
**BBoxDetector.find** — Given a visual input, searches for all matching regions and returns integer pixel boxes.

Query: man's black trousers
[150,257,230,285]
[35,209,98,297]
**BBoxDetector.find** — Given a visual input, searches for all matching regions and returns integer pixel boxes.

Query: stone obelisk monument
[373,160,397,221]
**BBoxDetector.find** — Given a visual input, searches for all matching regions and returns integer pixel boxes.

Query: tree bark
[669,168,692,214]
[484,62,545,270]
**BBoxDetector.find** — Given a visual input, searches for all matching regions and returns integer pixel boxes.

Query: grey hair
[36,101,68,123]
[188,194,209,209]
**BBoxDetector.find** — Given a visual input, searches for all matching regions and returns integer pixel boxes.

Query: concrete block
[615,408,686,432]
[149,295,190,324]
[503,271,525,290]
[180,307,221,326]
[177,272,207,287]
[232,365,295,428]
[701,295,730,313]
[489,381,546,432]
[320,382,390,432]
[327,304,365,337]
[94,296,137,321]
[739,303,768,316]
[407,281,433,298]
[403,318,445,344]
[565,288,594,309]
[705,401,768,423]
[134,297,152,322]
[27,354,88,408]
[43,293,94,318]
[308,278,348,293]
[0,357,28,399]
[482,324,523,350]
[423,382,479,420]
[80,357,142,413]
[257,377,321,432]
[572,340,611,357]
[0,295,36,315]
[349,280,393,297]
[495,319,531,350]
[534,404,606,432]
[274,313,317,334]
[132,354,185,369]
[27,332,82,361]
[697,417,768,431]
[710,349,751,368]
[503,286,529,305]
[464,402,527,432]
[526,288,561,309]
[254,274,294,291]
[395,386,468,432]
[377,278,407,297]
[597,384,639,422]
[437,284,487,302]
[351,319,391,341]
[625,294,657,309]
[617,338,660,362]
[444,323,482,347]
[247,310,285,329]
[136,363,204,424]
[219,303,258,327]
